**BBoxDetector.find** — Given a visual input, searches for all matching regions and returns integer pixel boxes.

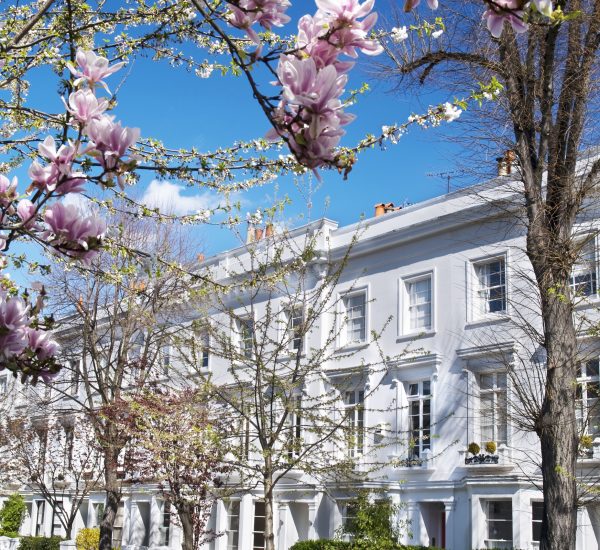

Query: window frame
[286,395,303,458]
[344,389,365,457]
[531,501,543,543]
[225,500,240,550]
[485,500,513,543]
[570,235,598,298]
[252,500,266,550]
[576,359,600,453]
[338,287,369,348]
[399,270,435,337]
[478,371,508,447]
[470,253,509,322]
[236,316,255,360]
[406,380,433,460]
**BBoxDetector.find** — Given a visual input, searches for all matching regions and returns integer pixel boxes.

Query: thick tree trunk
[99,452,121,550]
[178,503,195,550]
[537,283,579,550]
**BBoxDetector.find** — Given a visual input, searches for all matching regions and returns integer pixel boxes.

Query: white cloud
[62,192,94,215]
[140,180,221,215]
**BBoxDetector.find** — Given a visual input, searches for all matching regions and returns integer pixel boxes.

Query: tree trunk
[537,280,579,550]
[178,503,195,550]
[263,464,275,550]
[99,453,121,550]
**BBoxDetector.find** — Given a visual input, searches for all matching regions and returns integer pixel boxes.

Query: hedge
[289,542,442,550]
[18,537,63,550]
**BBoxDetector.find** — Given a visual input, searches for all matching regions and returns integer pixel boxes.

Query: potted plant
[464,441,499,465]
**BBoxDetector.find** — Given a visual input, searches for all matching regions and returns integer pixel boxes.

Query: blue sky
[10,0,503,282]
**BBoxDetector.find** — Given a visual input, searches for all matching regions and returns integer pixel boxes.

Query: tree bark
[263,464,275,550]
[178,503,195,550]
[536,276,579,550]
[99,451,121,550]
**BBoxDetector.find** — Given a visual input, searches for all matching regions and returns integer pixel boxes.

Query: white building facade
[2,173,600,550]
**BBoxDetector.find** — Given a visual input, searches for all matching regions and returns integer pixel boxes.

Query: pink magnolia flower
[0,290,29,359]
[64,88,109,124]
[403,0,438,11]
[55,173,87,195]
[314,0,383,57]
[67,49,125,92]
[17,199,37,229]
[87,115,140,171]
[28,161,59,191]
[27,328,60,361]
[0,175,17,207]
[44,202,107,261]
[484,0,528,37]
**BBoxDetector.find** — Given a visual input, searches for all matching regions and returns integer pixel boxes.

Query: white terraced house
[2,158,600,550]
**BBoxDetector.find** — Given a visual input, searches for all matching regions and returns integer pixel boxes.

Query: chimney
[197,253,205,263]
[265,223,274,238]
[374,202,402,217]
[255,227,264,240]
[496,150,516,176]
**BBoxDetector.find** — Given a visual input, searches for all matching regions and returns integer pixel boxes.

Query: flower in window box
[579,434,594,455]
[467,442,480,455]
[484,441,497,455]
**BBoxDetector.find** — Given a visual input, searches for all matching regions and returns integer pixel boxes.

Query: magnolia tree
[0,414,103,539]
[0,0,529,389]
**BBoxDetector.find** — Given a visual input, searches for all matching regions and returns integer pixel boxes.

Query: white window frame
[399,271,435,336]
[470,253,508,321]
[192,330,210,372]
[344,389,365,457]
[225,500,240,550]
[570,235,598,298]
[158,501,171,547]
[478,371,508,446]
[407,380,433,460]
[576,359,600,453]
[236,316,254,359]
[286,305,305,354]
[485,500,513,543]
[286,395,302,458]
[338,288,369,348]
[34,500,45,536]
[252,500,266,550]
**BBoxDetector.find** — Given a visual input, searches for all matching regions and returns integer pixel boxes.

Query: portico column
[214,501,228,550]
[308,502,318,540]
[238,494,253,549]
[277,503,288,550]
[443,501,455,550]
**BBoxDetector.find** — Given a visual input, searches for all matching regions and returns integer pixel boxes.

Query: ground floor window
[226,501,240,550]
[486,500,512,542]
[51,501,63,536]
[35,500,45,536]
[252,501,265,550]
[158,502,171,547]
[532,501,543,543]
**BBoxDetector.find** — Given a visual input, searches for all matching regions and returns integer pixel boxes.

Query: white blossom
[390,26,408,43]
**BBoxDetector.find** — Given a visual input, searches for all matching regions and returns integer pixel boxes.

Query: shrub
[467,442,481,455]
[484,441,497,454]
[290,542,351,550]
[0,494,26,537]
[18,537,63,550]
[75,528,100,550]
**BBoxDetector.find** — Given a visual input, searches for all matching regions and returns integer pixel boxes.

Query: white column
[277,503,288,550]
[215,501,228,550]
[444,501,455,550]
[308,502,317,540]
[238,494,253,550]
[406,503,422,546]
[512,491,529,549]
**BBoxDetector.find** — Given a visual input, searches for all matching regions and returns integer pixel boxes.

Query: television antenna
[426,170,466,193]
